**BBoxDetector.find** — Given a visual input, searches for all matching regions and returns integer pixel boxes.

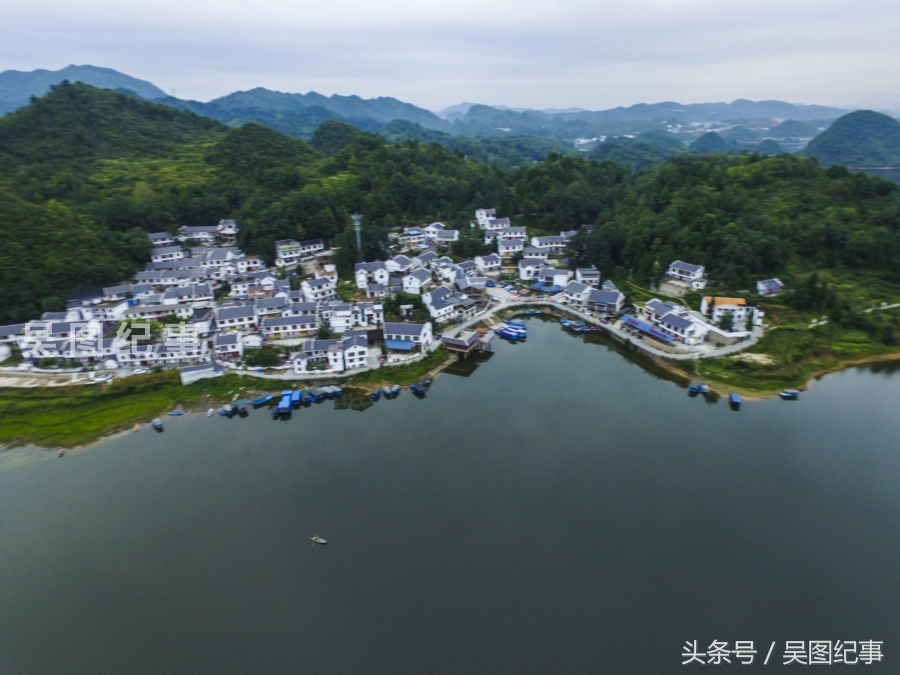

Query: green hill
[805,110,900,167]
[0,65,167,115]
[690,132,730,154]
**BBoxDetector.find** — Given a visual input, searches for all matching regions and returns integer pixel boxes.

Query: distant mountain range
[4,65,900,173]
[0,65,167,114]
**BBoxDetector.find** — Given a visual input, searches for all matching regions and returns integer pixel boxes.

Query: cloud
[2,0,899,110]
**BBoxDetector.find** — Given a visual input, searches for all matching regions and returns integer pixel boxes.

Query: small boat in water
[381,385,393,397]
[234,400,250,415]
[291,390,301,407]
[152,417,164,431]
[779,389,800,400]
[410,382,427,396]
[300,390,315,404]
[371,388,381,400]
[699,384,711,397]
[219,403,235,417]
[251,394,274,407]
[168,404,184,416]
[729,393,742,410]
[310,535,327,546]
[525,310,541,315]
[206,408,214,417]
[688,381,703,394]
[507,319,526,326]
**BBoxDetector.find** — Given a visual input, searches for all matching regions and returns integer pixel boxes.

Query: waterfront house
[700,297,751,324]
[475,254,501,273]
[563,281,593,308]
[666,261,707,290]
[586,288,625,313]
[757,278,784,296]
[383,322,434,350]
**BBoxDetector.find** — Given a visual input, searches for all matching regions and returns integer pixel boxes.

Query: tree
[717,311,735,332]
[316,324,331,339]
[244,347,281,367]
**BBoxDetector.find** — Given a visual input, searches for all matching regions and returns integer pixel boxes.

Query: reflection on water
[0,317,898,674]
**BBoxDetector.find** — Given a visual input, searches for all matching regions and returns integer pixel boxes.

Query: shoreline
[3,308,900,451]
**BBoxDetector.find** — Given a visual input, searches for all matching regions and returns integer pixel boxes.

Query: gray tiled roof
[383,322,427,337]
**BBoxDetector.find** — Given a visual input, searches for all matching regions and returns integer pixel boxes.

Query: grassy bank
[0,372,266,449]
[347,347,452,388]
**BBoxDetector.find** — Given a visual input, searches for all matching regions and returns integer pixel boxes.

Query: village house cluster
[0,209,786,376]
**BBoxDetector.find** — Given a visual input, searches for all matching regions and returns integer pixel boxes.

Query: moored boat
[389,384,401,397]
[779,389,800,400]
[251,394,273,407]
[218,403,235,417]
[300,389,315,404]
[291,390,301,407]
[381,385,393,397]
[234,400,250,414]
[729,393,742,410]
[410,382,427,396]
[310,535,327,545]
[688,381,703,394]
[168,404,184,416]
[152,417,164,431]
[525,310,541,315]
[699,384,711,397]
[371,388,381,400]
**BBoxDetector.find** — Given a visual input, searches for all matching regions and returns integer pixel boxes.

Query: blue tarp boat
[251,394,273,407]
[299,390,315,404]
[168,404,184,416]
[218,403,235,417]
[152,417,164,431]
[291,390,301,406]
[507,319,526,326]
[525,310,541,315]
[273,391,293,418]
[729,393,742,410]
[234,400,249,414]
[371,389,381,400]
[308,388,326,401]
[688,382,703,394]
[410,382,427,395]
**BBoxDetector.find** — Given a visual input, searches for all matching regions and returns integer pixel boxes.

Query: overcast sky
[3,0,900,111]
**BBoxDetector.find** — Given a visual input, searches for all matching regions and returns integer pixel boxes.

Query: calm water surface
[0,317,898,674]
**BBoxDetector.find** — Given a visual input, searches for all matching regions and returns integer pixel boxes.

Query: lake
[0,316,897,673]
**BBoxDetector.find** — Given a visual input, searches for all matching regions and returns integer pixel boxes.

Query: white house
[586,288,625,313]
[475,208,496,228]
[294,334,369,373]
[366,283,386,298]
[301,277,337,303]
[475,254,501,273]
[298,239,325,258]
[413,251,439,268]
[667,261,707,289]
[215,305,257,331]
[402,268,432,295]
[563,281,593,307]
[641,299,709,345]
[531,236,567,252]
[214,332,244,360]
[757,278,784,296]
[576,268,601,287]
[383,322,434,350]
[151,246,186,263]
[700,297,751,324]
[498,238,524,256]
[275,239,302,268]
[399,227,426,245]
[521,246,548,261]
[537,268,573,287]
[518,258,545,280]
[386,255,413,275]
[433,229,459,245]
[179,220,238,245]
[149,232,176,247]
[355,261,390,289]
[423,222,446,239]
[423,287,457,322]
[484,217,511,231]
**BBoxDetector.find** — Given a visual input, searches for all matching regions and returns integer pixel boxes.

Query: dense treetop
[0,84,899,324]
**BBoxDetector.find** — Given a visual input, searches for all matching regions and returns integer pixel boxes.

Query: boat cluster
[559,319,597,333]
[688,382,802,410]
[370,379,432,400]
[496,319,528,341]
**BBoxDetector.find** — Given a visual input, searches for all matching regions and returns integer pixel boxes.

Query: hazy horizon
[3,0,900,112]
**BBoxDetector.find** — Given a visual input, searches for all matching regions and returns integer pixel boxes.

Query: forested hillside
[1,83,899,325]
[805,110,900,167]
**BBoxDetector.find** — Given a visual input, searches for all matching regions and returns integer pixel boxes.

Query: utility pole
[351,213,362,259]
